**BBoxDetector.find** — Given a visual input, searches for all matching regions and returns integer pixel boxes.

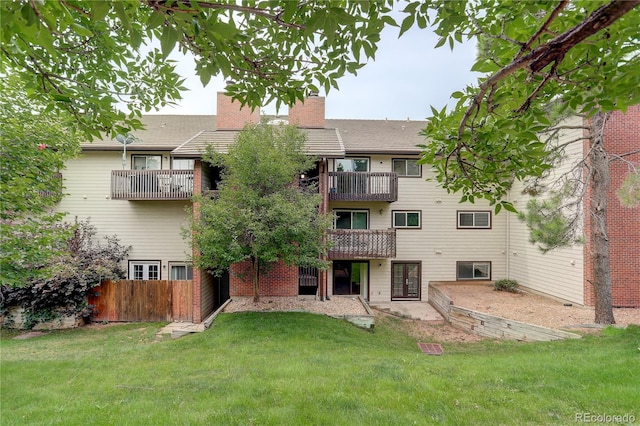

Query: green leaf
[160,25,178,58]
[502,202,518,213]
[91,1,111,21]
[71,23,93,38]
[147,11,165,30]
[399,14,415,37]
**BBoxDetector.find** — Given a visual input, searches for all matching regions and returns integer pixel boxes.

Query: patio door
[392,262,421,300]
[333,261,368,296]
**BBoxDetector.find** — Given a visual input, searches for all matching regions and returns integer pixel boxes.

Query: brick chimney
[288,94,325,129]
[216,92,261,130]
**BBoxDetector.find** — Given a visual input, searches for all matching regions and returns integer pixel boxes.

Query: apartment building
[57,94,639,323]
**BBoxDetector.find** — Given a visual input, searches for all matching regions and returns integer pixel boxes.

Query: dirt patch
[223,296,369,316]
[391,314,487,343]
[12,331,48,340]
[435,283,640,330]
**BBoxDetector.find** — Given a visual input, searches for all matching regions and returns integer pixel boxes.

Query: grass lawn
[1,313,639,425]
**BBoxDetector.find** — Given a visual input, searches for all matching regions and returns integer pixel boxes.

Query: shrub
[1,220,130,329]
[494,279,519,293]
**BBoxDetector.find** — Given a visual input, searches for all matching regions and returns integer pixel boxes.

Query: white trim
[129,261,161,280]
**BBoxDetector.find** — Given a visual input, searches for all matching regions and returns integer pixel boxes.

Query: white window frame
[392,211,421,229]
[129,261,161,280]
[456,261,491,280]
[457,211,491,229]
[392,158,421,177]
[171,159,194,170]
[169,262,193,280]
[335,158,369,172]
[131,155,162,170]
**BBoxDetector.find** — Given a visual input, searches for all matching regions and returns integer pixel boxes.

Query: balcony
[328,229,396,259]
[328,172,397,202]
[111,170,194,200]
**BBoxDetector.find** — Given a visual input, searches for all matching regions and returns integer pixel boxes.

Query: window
[172,159,194,170]
[457,261,491,280]
[336,158,369,172]
[393,159,421,177]
[393,211,421,228]
[132,155,161,170]
[169,262,193,280]
[129,261,160,280]
[334,210,368,229]
[457,211,491,229]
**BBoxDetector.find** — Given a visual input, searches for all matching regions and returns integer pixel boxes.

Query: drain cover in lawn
[417,342,444,355]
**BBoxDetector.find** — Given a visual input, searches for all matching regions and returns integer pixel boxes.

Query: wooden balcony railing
[111,170,194,200]
[328,229,396,259]
[328,172,398,202]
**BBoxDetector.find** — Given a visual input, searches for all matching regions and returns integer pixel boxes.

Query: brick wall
[288,96,325,129]
[584,105,640,307]
[216,92,260,130]
[229,260,299,297]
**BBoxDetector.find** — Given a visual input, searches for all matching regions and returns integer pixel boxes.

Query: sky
[152,23,479,121]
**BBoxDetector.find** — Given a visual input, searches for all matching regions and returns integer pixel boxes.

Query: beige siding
[329,155,508,303]
[56,151,192,280]
[507,116,585,304]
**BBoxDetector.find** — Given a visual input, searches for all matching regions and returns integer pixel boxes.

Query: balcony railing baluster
[111,170,194,200]
[328,172,397,202]
[327,229,396,259]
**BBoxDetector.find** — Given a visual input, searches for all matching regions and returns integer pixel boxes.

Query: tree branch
[457,0,640,138]
[146,1,306,30]
[516,0,569,59]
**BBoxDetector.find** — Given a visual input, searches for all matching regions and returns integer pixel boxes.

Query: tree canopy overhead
[1,0,393,138]
[413,0,640,209]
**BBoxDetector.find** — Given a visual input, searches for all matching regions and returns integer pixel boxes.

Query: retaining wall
[428,284,581,342]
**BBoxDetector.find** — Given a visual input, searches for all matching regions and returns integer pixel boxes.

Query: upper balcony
[111,170,194,200]
[327,229,396,259]
[328,172,398,202]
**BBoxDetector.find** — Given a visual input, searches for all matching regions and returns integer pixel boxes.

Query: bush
[1,220,130,329]
[494,279,519,293]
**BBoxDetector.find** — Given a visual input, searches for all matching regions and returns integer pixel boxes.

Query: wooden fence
[89,280,193,322]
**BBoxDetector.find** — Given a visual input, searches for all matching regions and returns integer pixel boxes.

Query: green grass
[1,313,639,425]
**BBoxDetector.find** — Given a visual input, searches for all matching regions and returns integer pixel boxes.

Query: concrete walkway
[369,301,444,322]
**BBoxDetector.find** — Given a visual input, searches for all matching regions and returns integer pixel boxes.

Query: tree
[1,220,130,329]
[1,73,81,287]
[1,0,393,138]
[190,122,332,302]
[410,0,640,324]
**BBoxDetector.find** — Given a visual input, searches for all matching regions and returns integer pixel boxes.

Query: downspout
[321,157,328,301]
[506,190,511,279]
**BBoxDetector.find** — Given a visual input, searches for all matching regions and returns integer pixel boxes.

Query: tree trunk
[252,255,260,302]
[588,112,615,324]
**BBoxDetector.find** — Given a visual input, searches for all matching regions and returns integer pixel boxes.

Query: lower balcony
[328,229,396,259]
[111,170,194,200]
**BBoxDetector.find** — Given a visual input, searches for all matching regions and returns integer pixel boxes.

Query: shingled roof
[80,115,427,157]
[172,127,345,158]
[81,115,215,151]
[327,119,427,155]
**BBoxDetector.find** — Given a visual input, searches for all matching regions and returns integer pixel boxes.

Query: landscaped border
[428,284,581,342]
